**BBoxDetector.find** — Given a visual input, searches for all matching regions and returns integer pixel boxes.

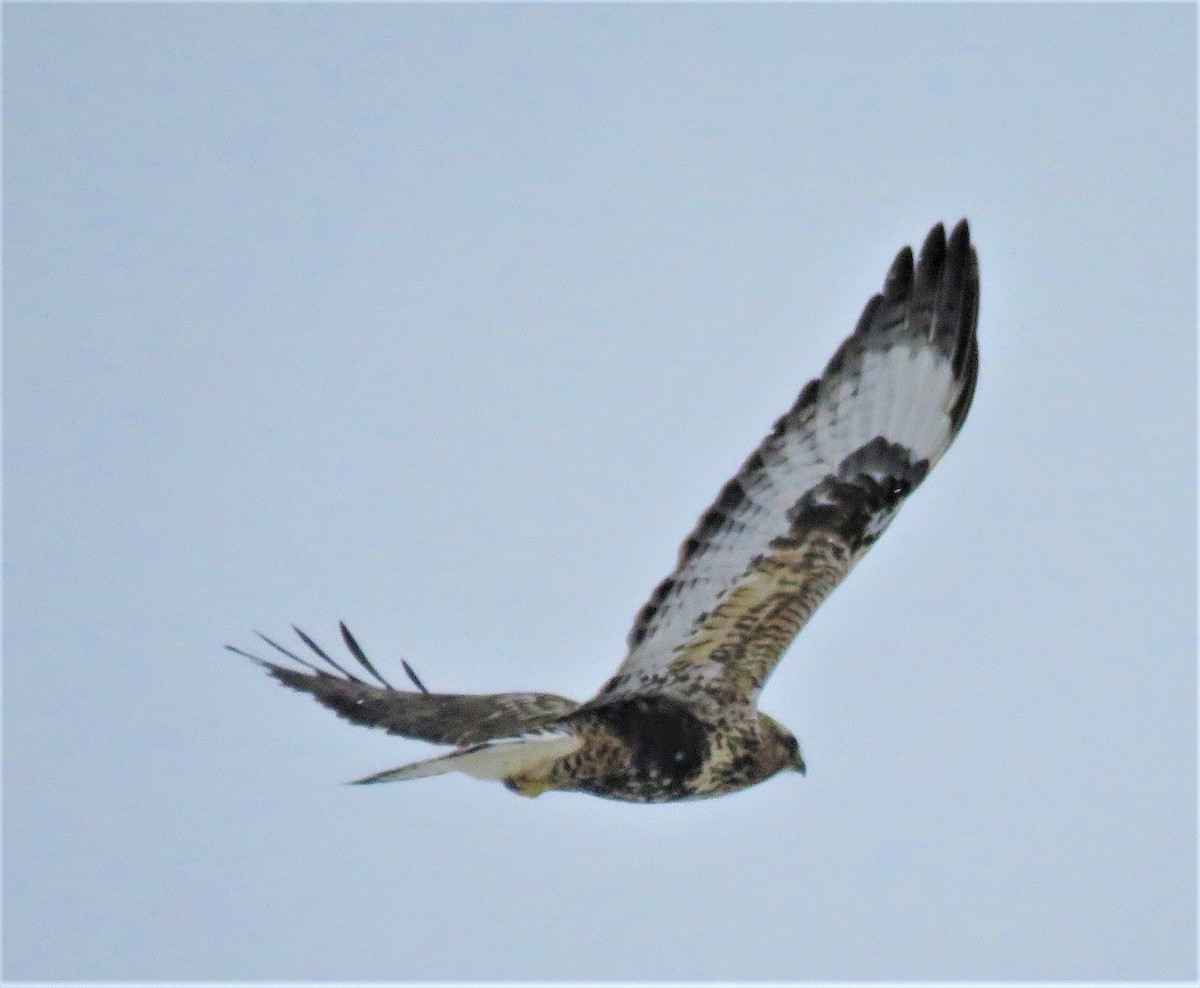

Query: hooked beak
[793,752,807,776]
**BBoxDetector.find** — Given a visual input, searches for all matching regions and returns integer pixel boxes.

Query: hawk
[230,219,979,802]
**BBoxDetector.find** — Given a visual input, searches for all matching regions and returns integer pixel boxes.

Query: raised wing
[597,220,979,707]
[230,623,579,746]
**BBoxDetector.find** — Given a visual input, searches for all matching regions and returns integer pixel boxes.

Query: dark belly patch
[584,696,710,792]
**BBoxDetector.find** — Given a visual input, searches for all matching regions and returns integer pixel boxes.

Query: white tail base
[349,733,583,786]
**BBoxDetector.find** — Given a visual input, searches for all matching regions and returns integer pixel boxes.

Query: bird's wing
[230,623,579,746]
[596,220,978,708]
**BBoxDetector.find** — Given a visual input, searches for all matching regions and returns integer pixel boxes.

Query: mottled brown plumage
[229,625,578,747]
[231,220,979,802]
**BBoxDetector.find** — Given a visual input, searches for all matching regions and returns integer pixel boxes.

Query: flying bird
[230,219,979,802]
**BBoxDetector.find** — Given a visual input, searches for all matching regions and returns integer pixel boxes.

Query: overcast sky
[4,3,1196,983]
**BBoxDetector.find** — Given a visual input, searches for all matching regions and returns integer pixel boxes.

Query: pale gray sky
[4,3,1196,983]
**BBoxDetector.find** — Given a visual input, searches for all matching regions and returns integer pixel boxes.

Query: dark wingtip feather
[851,293,883,338]
[948,217,970,250]
[401,659,431,695]
[915,222,947,289]
[254,630,327,675]
[338,621,395,690]
[882,244,914,300]
[225,643,270,668]
[935,217,977,369]
[938,217,969,286]
[291,625,363,682]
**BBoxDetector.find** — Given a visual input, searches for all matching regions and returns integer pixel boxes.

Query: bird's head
[758,712,807,776]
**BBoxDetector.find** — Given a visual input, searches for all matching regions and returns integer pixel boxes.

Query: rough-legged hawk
[230,220,979,802]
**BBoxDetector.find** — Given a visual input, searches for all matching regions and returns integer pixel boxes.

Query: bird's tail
[347,733,582,786]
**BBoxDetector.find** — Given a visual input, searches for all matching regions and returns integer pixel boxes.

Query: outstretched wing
[230,623,579,746]
[597,220,979,707]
